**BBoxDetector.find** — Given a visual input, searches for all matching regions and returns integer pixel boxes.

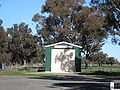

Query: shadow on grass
[81,71,120,76]
[92,71,120,76]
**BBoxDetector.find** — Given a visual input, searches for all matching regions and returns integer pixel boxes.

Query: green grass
[1,69,120,77]
[0,64,120,77]
[23,74,68,77]
[81,64,120,70]
[0,67,36,76]
[18,67,36,72]
[82,65,120,74]
[0,70,24,76]
[0,70,72,77]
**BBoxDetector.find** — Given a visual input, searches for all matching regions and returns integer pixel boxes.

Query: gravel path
[0,75,110,90]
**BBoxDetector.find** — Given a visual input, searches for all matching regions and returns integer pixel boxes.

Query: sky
[0,0,120,61]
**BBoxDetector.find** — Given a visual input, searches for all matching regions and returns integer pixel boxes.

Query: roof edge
[44,41,82,48]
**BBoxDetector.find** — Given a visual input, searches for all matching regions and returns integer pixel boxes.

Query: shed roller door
[51,49,75,72]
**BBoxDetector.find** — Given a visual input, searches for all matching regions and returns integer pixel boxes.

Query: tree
[7,23,40,65]
[90,52,108,66]
[90,52,118,66]
[91,0,120,45]
[106,57,117,66]
[33,0,108,67]
[0,19,11,65]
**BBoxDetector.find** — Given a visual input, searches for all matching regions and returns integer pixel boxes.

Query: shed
[44,41,81,72]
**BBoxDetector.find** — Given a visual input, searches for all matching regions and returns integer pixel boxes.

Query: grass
[0,67,36,76]
[81,64,120,76]
[0,64,120,77]
[81,64,120,73]
[0,67,72,77]
[81,64,120,69]
[0,70,73,77]
[23,74,68,77]
[0,70,24,76]
[18,67,37,72]
[0,69,120,77]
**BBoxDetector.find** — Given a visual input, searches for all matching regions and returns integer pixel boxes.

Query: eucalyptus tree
[0,19,11,65]
[90,52,108,66]
[91,0,120,45]
[106,57,118,66]
[7,23,40,65]
[33,0,108,66]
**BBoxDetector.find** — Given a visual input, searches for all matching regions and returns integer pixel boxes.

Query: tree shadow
[52,82,109,90]
[91,71,120,76]
[54,49,75,72]
[29,76,110,90]
[29,75,111,82]
[77,71,120,81]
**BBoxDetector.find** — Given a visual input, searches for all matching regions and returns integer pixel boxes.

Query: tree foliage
[89,51,118,66]
[90,52,108,66]
[7,23,41,65]
[0,21,44,66]
[0,0,119,66]
[91,0,120,45]
[106,57,118,66]
[32,0,108,62]
[0,19,11,65]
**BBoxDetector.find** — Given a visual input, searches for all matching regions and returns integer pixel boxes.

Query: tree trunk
[21,59,27,66]
[85,61,88,69]
[24,60,26,66]
[85,54,89,69]
[98,63,100,66]
[111,63,113,66]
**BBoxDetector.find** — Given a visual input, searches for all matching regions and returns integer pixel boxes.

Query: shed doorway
[51,49,75,72]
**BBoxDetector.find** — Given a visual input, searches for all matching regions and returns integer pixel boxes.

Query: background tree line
[82,51,118,68]
[0,21,44,66]
[0,0,119,66]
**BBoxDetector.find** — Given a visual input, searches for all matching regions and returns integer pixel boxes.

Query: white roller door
[51,49,75,72]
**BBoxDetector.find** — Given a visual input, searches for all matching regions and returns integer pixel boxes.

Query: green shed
[44,41,82,72]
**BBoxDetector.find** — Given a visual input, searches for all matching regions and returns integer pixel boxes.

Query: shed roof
[44,41,82,48]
